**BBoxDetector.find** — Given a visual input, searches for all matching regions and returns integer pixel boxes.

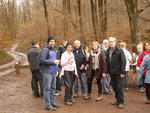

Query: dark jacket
[73,47,86,74]
[106,46,126,75]
[27,46,41,72]
[40,45,60,74]
[59,46,66,57]
[86,50,107,79]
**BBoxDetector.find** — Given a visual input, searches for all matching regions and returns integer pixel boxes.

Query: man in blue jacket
[40,36,60,111]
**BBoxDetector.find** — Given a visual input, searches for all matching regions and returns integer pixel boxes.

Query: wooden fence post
[15,61,20,74]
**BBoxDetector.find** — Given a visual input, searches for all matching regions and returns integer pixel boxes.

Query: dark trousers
[111,74,124,104]
[123,71,129,88]
[56,75,61,91]
[64,71,74,102]
[31,69,43,97]
[87,70,102,95]
[145,83,150,99]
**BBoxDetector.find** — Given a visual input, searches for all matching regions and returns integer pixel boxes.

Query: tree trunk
[42,0,51,36]
[98,0,107,41]
[90,0,99,40]
[77,0,85,43]
[124,0,141,52]
[130,15,141,52]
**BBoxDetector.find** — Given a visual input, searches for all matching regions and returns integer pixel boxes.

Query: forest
[0,0,150,52]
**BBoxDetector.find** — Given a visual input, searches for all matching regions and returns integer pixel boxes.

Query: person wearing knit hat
[66,42,72,48]
[40,36,60,111]
[60,42,78,106]
[47,36,55,44]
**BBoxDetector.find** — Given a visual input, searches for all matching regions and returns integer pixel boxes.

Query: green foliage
[0,48,12,64]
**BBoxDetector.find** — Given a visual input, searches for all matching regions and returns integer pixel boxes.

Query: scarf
[91,48,101,70]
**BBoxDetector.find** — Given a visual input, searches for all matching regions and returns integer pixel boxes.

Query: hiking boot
[95,95,103,101]
[64,101,73,106]
[118,103,124,109]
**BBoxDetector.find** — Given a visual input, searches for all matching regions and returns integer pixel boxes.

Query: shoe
[103,92,109,94]
[145,102,150,104]
[95,95,103,101]
[138,88,145,93]
[83,95,88,100]
[145,100,150,104]
[70,99,76,104]
[45,107,56,111]
[111,101,119,106]
[73,94,78,98]
[84,94,91,100]
[64,101,73,106]
[52,104,60,108]
[118,103,124,109]
[54,90,61,96]
[125,88,129,91]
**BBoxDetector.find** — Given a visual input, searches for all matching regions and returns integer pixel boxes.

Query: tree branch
[140,16,150,23]
[139,1,150,13]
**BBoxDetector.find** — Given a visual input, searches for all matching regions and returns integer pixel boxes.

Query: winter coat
[106,46,126,75]
[60,51,77,76]
[137,51,150,68]
[86,50,106,79]
[40,45,60,74]
[27,46,41,72]
[137,51,150,76]
[73,47,86,74]
[139,54,150,84]
[122,48,132,71]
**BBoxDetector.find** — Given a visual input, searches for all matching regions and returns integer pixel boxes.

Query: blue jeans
[43,73,56,109]
[73,72,86,95]
[102,77,111,93]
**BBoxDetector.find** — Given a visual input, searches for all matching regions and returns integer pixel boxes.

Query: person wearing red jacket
[137,42,150,93]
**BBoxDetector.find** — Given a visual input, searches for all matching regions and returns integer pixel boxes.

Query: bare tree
[42,0,50,36]
[124,0,150,52]
[77,0,85,42]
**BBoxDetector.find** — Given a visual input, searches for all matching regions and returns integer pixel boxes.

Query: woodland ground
[0,69,150,113]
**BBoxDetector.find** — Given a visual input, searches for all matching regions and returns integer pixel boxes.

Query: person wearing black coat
[106,37,126,109]
[73,40,87,99]
[27,41,43,97]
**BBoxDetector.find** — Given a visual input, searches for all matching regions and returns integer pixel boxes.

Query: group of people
[27,36,150,111]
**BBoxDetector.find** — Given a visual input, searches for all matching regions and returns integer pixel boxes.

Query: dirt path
[0,44,28,77]
[0,69,150,113]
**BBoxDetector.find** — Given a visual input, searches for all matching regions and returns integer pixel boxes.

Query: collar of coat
[107,45,120,53]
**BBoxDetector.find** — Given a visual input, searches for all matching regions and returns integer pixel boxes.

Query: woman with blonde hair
[85,41,107,101]
[120,42,132,91]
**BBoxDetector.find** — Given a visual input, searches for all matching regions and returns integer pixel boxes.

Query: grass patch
[0,48,13,65]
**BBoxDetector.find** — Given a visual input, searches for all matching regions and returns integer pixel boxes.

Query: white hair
[74,40,81,44]
[103,39,109,44]
[108,37,117,42]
